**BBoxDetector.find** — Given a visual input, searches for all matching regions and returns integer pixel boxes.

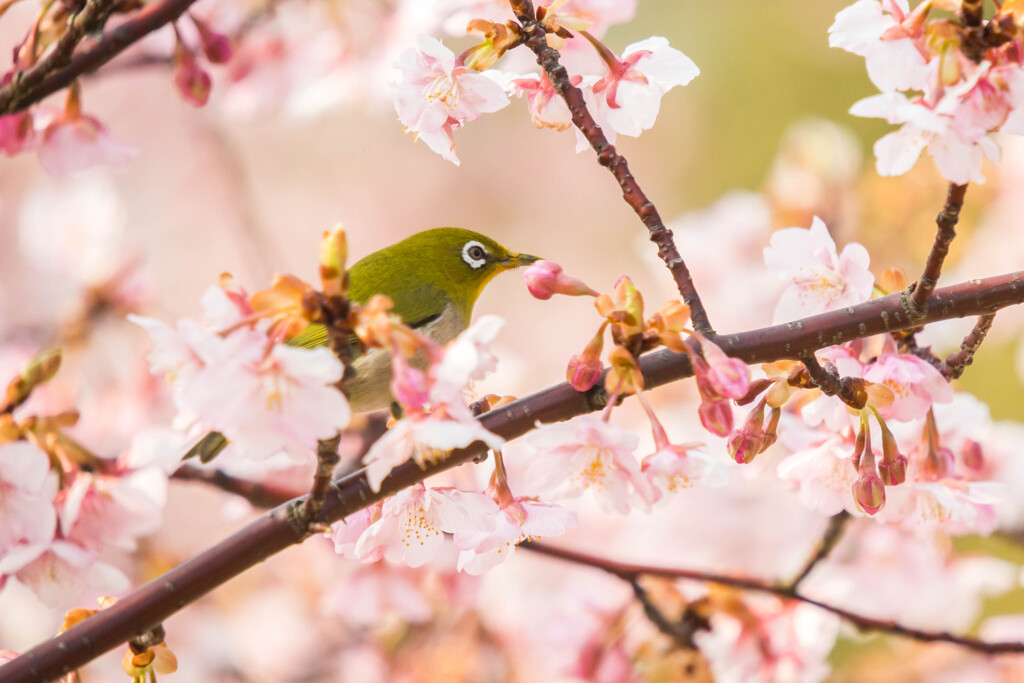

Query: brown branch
[942,313,996,380]
[0,0,119,113]
[0,0,201,115]
[786,511,850,591]
[523,542,1024,655]
[506,0,713,334]
[907,183,969,317]
[628,577,700,648]
[172,465,299,509]
[302,434,341,524]
[5,271,1024,681]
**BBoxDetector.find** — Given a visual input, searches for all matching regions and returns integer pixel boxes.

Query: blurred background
[2,0,1024,680]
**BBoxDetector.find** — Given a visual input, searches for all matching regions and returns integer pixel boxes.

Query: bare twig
[786,511,850,591]
[524,542,1024,655]
[172,465,300,508]
[6,271,1024,682]
[302,434,341,524]
[0,0,201,115]
[506,0,713,334]
[907,183,969,317]
[942,313,996,380]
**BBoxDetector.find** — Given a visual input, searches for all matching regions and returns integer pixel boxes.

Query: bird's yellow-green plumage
[186,228,539,462]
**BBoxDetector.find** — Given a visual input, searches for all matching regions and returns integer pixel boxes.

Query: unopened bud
[853,470,886,515]
[961,439,985,471]
[319,224,349,297]
[698,398,732,437]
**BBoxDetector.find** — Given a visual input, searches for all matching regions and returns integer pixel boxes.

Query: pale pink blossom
[58,472,164,553]
[883,478,1005,533]
[327,504,382,561]
[517,414,651,514]
[0,441,58,554]
[641,444,728,502]
[321,562,433,626]
[777,432,860,516]
[0,539,129,608]
[393,35,510,165]
[763,216,874,323]
[132,286,351,463]
[590,36,699,142]
[504,71,578,131]
[828,0,930,92]
[37,112,135,177]
[454,496,577,574]
[560,0,637,37]
[862,350,953,422]
[850,88,1001,184]
[354,484,499,567]
[364,317,505,491]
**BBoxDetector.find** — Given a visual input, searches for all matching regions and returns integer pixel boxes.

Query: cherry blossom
[363,316,506,491]
[589,36,699,143]
[393,35,510,164]
[132,285,351,463]
[828,0,930,93]
[0,441,58,555]
[453,496,577,574]
[36,110,135,178]
[353,484,499,568]
[862,347,954,422]
[504,72,578,131]
[514,413,653,514]
[763,216,874,323]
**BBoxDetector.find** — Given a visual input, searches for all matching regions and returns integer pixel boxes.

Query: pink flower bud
[727,400,765,464]
[174,53,212,107]
[690,334,750,401]
[961,439,984,471]
[853,469,886,515]
[566,354,602,392]
[523,260,598,300]
[878,418,907,486]
[0,110,35,155]
[195,18,233,64]
[698,398,732,437]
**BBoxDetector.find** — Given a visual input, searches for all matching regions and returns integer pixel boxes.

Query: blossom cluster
[831,0,1024,183]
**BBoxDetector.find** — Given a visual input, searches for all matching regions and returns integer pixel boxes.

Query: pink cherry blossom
[453,496,577,575]
[0,441,58,554]
[363,317,506,491]
[590,36,699,142]
[505,71,578,131]
[828,0,930,92]
[58,471,164,553]
[354,484,499,568]
[641,444,728,503]
[862,351,953,422]
[763,216,874,323]
[36,111,135,177]
[516,414,651,514]
[132,285,351,463]
[850,89,1001,184]
[0,539,129,608]
[777,432,860,516]
[393,35,510,165]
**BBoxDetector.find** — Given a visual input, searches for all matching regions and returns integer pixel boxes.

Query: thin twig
[6,271,1024,682]
[506,0,713,334]
[0,0,201,115]
[172,465,300,508]
[942,313,996,380]
[302,434,341,524]
[786,511,850,591]
[524,542,1024,655]
[629,577,699,648]
[907,183,969,317]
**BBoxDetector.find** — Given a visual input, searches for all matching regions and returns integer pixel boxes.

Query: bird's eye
[462,241,488,269]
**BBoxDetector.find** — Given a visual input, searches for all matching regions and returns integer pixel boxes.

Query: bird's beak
[504,252,541,268]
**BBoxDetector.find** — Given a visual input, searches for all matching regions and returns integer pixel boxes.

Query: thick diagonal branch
[6,271,1024,682]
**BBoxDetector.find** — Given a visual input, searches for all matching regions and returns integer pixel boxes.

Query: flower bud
[853,469,886,515]
[566,327,605,392]
[698,398,732,437]
[727,399,765,464]
[877,418,907,486]
[961,439,985,471]
[194,18,233,64]
[173,50,212,107]
[319,224,349,297]
[522,260,598,300]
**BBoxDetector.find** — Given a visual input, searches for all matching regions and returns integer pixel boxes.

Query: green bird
[186,227,539,462]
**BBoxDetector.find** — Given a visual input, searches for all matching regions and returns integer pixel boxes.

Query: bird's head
[349,227,540,326]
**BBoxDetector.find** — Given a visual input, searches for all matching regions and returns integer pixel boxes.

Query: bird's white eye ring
[462,241,488,269]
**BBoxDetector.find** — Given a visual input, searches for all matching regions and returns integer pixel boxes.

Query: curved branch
[523,542,1024,655]
[5,271,1024,682]
[0,0,201,115]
